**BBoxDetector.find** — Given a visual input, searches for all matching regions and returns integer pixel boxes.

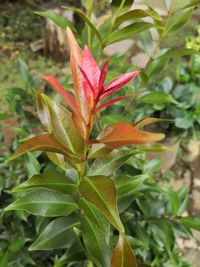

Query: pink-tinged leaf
[43,75,77,113]
[97,122,165,148]
[96,95,130,112]
[98,58,110,95]
[81,45,100,99]
[67,27,91,124]
[101,71,140,99]
[111,234,137,267]
[78,65,95,104]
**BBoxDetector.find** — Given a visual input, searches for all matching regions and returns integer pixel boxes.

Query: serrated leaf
[107,22,154,45]
[5,189,77,217]
[111,234,137,267]
[12,170,77,194]
[79,176,124,232]
[29,216,79,250]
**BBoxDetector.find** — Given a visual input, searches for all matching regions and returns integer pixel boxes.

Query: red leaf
[43,75,77,113]
[97,122,165,148]
[96,95,130,111]
[78,65,95,105]
[98,58,110,95]
[81,45,100,99]
[101,71,140,99]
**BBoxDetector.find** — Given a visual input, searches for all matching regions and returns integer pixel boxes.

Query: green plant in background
[0,60,59,266]
[4,26,200,267]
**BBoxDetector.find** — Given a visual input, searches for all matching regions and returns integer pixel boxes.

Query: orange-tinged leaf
[6,134,72,162]
[111,234,137,267]
[67,27,90,123]
[42,75,78,113]
[97,122,165,148]
[79,176,124,232]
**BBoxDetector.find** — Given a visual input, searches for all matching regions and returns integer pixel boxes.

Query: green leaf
[114,9,149,26]
[111,234,137,267]
[107,22,154,45]
[115,175,148,198]
[35,10,75,30]
[12,170,77,194]
[88,144,112,159]
[139,92,178,104]
[18,58,29,83]
[165,7,193,34]
[5,189,77,217]
[81,200,111,266]
[79,176,124,232]
[29,216,79,250]
[138,30,153,56]
[41,94,84,157]
[0,113,11,121]
[81,199,110,242]
[88,149,140,176]
[178,216,200,231]
[166,189,180,215]
[62,6,103,46]
[146,48,199,75]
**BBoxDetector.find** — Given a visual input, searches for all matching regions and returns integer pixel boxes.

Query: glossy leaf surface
[5,189,77,217]
[29,216,79,250]
[79,176,124,232]
[6,134,70,162]
[41,94,84,157]
[97,122,165,148]
[12,170,77,194]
